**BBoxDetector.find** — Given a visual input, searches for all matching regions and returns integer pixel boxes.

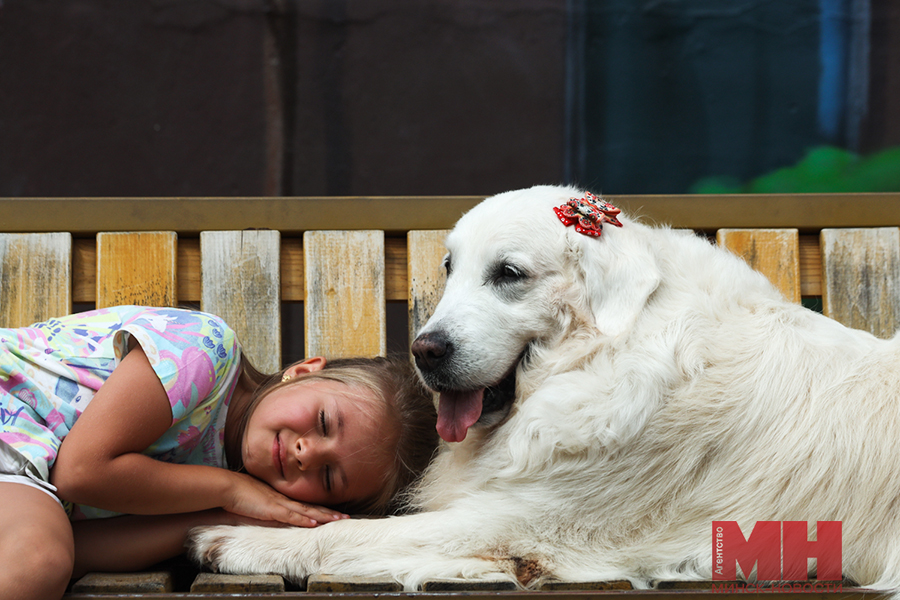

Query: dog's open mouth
[436,359,520,443]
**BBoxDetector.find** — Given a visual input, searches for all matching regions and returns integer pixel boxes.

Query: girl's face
[242,372,394,507]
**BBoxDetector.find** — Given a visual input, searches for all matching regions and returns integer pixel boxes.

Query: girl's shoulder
[114,306,238,353]
[115,307,242,416]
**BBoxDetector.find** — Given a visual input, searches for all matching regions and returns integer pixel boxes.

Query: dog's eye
[492,263,527,284]
[442,255,452,276]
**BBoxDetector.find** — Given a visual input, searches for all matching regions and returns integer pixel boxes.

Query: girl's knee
[0,547,70,600]
[0,539,74,600]
[28,540,75,576]
[6,530,74,576]
[0,484,75,599]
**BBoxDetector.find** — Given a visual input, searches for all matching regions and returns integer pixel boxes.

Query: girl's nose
[295,438,322,470]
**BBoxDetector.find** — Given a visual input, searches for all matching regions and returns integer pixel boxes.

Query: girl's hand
[224,471,349,527]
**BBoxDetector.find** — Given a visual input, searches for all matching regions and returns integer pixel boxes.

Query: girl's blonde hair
[233,354,439,516]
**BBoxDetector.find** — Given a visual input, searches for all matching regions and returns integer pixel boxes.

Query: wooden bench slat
[717,229,801,303]
[538,579,634,590]
[821,228,900,338]
[189,572,285,593]
[421,578,518,591]
[70,571,173,594]
[201,230,282,373]
[96,232,177,308]
[407,230,449,342]
[303,230,386,358]
[655,579,745,590]
[306,574,401,592]
[0,232,72,328]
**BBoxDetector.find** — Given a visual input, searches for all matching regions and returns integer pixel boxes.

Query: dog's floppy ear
[572,226,660,337]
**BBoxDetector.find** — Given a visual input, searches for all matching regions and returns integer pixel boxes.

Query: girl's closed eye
[324,464,333,492]
[318,410,334,491]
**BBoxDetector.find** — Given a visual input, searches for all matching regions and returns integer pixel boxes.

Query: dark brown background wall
[1,0,897,198]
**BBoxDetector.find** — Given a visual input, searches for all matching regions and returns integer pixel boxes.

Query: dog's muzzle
[411,330,454,379]
[412,331,519,443]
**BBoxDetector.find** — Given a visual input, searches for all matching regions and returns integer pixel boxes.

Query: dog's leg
[189,510,523,589]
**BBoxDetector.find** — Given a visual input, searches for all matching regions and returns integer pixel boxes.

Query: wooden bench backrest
[2,196,899,357]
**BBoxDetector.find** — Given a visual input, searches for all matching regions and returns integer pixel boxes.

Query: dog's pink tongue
[437,389,484,443]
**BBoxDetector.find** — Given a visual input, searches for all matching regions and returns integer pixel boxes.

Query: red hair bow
[553,192,623,237]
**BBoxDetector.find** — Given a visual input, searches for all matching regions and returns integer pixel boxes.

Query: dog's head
[412,185,660,443]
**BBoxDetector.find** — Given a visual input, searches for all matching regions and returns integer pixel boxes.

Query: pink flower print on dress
[16,388,37,410]
[44,408,67,435]
[158,346,216,413]
[176,425,202,454]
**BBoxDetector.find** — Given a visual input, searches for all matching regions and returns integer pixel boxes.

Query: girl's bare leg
[0,482,74,600]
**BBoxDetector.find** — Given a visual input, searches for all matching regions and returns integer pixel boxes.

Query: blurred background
[2,0,899,199]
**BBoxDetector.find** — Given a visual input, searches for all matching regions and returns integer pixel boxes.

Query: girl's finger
[298,503,349,524]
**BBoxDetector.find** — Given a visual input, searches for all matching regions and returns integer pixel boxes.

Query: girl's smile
[274,435,284,478]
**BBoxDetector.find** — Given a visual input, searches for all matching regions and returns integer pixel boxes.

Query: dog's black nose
[411,331,453,372]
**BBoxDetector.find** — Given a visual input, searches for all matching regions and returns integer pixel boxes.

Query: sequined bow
[553,192,623,237]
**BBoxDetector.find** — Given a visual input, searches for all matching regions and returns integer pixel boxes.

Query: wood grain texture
[821,228,900,338]
[799,234,822,297]
[201,230,281,373]
[0,233,72,327]
[96,232,177,308]
[70,572,173,594]
[189,573,285,593]
[304,231,385,358]
[716,229,801,303]
[307,574,402,593]
[407,230,448,342]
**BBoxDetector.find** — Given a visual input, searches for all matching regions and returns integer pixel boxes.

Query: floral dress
[0,306,242,519]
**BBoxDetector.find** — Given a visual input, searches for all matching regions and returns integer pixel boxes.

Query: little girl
[0,305,438,600]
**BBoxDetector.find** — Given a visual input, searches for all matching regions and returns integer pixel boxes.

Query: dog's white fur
[190,185,900,591]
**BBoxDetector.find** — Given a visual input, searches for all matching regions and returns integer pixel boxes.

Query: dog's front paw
[188,525,242,573]
[188,525,311,579]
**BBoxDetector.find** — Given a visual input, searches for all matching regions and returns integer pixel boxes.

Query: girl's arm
[51,343,342,527]
[71,509,277,578]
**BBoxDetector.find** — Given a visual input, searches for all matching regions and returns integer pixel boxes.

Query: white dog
[190,185,900,591]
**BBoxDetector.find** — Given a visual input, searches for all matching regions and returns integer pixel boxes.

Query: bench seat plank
[539,579,634,590]
[70,571,173,594]
[306,574,401,592]
[421,578,518,591]
[190,572,285,593]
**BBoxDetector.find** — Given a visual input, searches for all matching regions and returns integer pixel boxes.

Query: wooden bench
[1,193,899,599]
